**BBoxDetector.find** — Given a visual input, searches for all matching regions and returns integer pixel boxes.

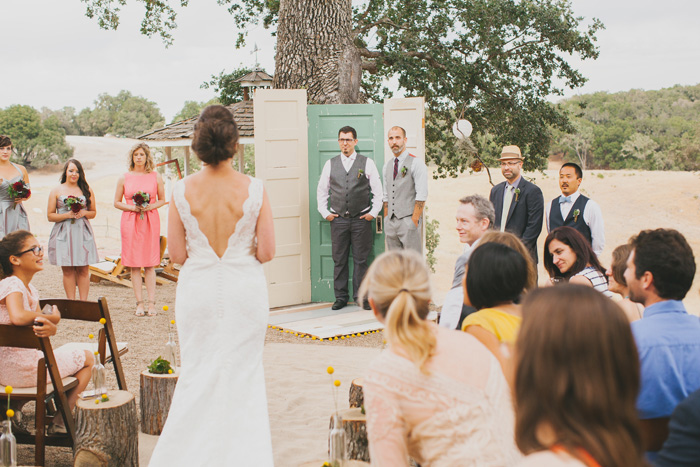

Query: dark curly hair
[630,228,695,300]
[191,105,239,165]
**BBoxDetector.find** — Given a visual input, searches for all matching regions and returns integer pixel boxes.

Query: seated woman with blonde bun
[361,249,521,466]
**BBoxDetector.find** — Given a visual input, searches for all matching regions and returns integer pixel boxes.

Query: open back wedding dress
[149,176,274,466]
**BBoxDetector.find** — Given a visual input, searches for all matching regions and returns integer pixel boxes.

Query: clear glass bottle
[91,351,106,396]
[329,413,346,467]
[0,419,17,467]
[163,332,178,370]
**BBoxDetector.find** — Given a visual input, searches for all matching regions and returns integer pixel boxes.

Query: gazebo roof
[235,68,274,84]
[138,100,254,143]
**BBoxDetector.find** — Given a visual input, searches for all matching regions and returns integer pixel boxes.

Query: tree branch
[358,47,447,71]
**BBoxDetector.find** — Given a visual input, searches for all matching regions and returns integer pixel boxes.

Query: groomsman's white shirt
[317,151,384,219]
[545,190,605,257]
[381,149,428,203]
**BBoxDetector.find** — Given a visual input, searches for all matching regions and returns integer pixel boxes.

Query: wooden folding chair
[0,325,77,466]
[90,236,173,287]
[40,297,128,391]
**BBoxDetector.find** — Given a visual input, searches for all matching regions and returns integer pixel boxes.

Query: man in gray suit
[382,126,428,252]
[317,126,383,310]
[439,194,494,329]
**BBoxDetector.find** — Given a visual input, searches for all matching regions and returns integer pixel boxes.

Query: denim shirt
[632,300,700,420]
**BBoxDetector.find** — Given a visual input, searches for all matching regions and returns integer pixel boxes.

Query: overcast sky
[2,0,699,121]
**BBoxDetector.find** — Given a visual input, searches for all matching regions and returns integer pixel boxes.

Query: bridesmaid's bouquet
[7,180,30,209]
[64,195,84,224]
[132,191,150,220]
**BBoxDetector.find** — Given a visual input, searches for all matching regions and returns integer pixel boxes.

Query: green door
[308,104,385,303]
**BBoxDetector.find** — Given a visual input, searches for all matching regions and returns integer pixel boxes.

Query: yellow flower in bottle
[6,409,14,418]
[334,380,341,387]
[327,366,334,375]
[4,386,12,394]
[99,318,106,325]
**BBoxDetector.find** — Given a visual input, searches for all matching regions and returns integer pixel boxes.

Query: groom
[316,126,383,310]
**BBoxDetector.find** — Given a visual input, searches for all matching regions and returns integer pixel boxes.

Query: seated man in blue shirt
[624,228,700,459]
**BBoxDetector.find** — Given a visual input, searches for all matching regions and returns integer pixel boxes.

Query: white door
[383,97,427,250]
[254,89,311,308]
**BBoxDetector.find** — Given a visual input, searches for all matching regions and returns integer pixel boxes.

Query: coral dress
[48,195,99,266]
[0,163,30,240]
[121,172,160,267]
[0,276,86,387]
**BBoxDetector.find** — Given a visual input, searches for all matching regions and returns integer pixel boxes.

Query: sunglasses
[16,245,43,257]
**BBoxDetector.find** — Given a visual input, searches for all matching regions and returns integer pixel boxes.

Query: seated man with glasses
[489,145,544,265]
[316,126,383,310]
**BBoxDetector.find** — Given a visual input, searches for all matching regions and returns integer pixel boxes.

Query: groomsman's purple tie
[393,157,399,180]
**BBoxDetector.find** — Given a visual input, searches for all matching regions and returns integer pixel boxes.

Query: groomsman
[489,145,544,263]
[382,126,428,252]
[545,162,605,256]
[317,126,383,311]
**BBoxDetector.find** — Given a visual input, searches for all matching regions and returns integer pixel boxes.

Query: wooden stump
[74,390,138,467]
[329,407,369,462]
[140,368,179,435]
[349,378,364,409]
[300,461,370,467]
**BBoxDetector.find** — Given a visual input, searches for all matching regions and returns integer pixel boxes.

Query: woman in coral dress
[0,135,31,239]
[114,143,165,316]
[47,159,99,300]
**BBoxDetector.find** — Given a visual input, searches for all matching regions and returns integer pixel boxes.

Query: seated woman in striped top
[544,226,611,297]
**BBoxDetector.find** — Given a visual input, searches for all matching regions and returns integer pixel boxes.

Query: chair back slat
[40,298,101,322]
[0,324,41,350]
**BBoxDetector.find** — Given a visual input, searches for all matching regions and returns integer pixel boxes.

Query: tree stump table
[329,407,369,462]
[349,378,364,409]
[73,390,138,467]
[140,368,179,435]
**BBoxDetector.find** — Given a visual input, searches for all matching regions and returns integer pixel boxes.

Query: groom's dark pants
[330,216,373,303]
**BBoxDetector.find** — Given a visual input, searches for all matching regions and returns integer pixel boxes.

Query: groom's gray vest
[329,154,371,217]
[384,154,416,219]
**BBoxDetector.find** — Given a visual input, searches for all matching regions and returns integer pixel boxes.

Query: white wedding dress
[149,176,274,466]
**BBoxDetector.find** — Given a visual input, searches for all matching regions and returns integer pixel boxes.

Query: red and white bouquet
[7,180,30,209]
[132,191,150,220]
[64,195,85,224]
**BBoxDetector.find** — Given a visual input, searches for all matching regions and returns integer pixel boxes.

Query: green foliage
[425,214,440,274]
[76,90,165,138]
[172,98,220,123]
[201,67,253,106]
[40,106,81,135]
[554,84,700,170]
[147,356,173,374]
[0,105,74,168]
[79,0,603,177]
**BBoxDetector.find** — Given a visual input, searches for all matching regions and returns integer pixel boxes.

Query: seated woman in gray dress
[0,135,31,239]
[47,159,99,300]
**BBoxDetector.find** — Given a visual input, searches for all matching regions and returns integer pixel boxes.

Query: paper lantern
[452,119,473,139]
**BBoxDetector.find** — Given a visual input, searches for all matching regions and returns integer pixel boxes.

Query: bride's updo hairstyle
[359,250,435,373]
[0,230,35,279]
[191,105,239,165]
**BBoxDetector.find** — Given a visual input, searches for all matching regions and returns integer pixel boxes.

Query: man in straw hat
[489,145,544,263]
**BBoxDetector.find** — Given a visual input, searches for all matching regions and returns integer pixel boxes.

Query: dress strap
[10,163,23,180]
[551,445,602,467]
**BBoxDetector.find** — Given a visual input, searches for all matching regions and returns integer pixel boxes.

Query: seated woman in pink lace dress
[360,250,521,466]
[0,230,93,433]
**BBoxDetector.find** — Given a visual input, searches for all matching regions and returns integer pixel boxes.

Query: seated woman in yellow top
[462,242,528,382]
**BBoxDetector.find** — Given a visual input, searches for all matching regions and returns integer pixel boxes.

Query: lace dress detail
[364,327,521,466]
[149,176,273,466]
[0,276,85,387]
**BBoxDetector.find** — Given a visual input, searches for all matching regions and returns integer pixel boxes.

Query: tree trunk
[140,369,179,435]
[329,407,369,462]
[349,378,364,409]
[274,0,362,104]
[74,390,138,467]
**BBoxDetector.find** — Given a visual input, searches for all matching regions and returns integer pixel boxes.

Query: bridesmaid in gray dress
[47,159,99,300]
[0,135,31,239]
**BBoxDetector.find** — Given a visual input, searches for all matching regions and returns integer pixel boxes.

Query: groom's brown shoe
[331,299,347,310]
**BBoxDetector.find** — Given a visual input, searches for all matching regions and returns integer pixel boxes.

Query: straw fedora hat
[499,145,523,161]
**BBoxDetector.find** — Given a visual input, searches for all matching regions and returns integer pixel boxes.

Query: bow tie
[559,196,572,204]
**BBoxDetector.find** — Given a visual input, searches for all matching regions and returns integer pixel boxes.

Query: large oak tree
[80,0,603,175]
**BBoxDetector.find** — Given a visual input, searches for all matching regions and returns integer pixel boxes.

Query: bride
[149,105,275,465]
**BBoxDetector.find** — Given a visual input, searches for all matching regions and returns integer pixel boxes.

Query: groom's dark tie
[393,157,399,180]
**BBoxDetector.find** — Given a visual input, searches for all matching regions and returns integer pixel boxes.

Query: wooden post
[237,143,245,173]
[184,146,191,176]
[139,368,180,435]
[329,407,369,462]
[349,378,364,409]
[74,390,138,467]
